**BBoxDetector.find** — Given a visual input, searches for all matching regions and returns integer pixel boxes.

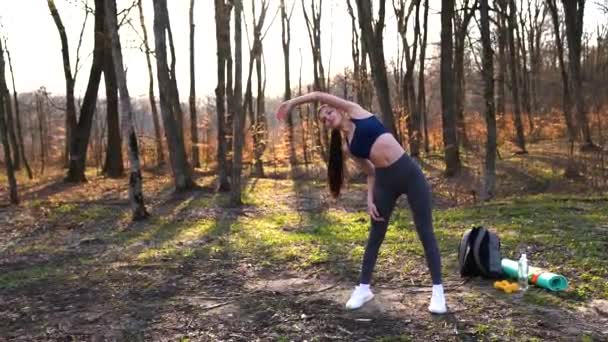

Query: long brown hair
[319,105,345,198]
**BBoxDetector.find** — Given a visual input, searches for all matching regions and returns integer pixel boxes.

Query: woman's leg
[405,169,442,285]
[359,182,398,285]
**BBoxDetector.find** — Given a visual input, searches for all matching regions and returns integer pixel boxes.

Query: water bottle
[518,254,529,292]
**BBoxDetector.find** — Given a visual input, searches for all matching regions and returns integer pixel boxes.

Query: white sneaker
[428,284,447,314]
[345,285,374,310]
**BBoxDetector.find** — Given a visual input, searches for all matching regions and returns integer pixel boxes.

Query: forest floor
[1,140,608,341]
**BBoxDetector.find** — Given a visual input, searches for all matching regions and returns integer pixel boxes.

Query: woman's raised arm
[276,91,366,120]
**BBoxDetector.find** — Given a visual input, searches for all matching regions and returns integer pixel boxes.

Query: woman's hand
[367,198,384,221]
[276,100,294,121]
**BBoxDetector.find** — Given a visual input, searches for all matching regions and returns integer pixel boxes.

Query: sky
[0,0,605,102]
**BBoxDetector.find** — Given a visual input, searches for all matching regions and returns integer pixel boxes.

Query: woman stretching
[276,91,447,314]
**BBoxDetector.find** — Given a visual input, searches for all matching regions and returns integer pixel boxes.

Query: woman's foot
[428,284,447,314]
[345,284,374,310]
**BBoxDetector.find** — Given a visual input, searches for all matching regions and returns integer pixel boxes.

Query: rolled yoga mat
[501,258,569,292]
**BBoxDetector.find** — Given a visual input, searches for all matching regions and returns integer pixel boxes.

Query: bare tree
[495,0,508,122]
[480,0,497,199]
[65,0,105,182]
[281,0,297,166]
[3,39,32,179]
[104,0,149,220]
[244,0,271,177]
[546,0,576,142]
[302,0,328,160]
[153,0,195,191]
[561,0,595,149]
[0,38,18,204]
[418,0,430,154]
[0,39,20,172]
[47,0,88,169]
[507,0,527,152]
[230,0,245,206]
[35,89,48,174]
[102,39,124,178]
[214,0,233,191]
[189,0,200,168]
[453,0,477,148]
[355,0,398,137]
[137,0,165,166]
[440,0,461,175]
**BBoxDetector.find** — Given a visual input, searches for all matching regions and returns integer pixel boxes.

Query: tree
[495,0,507,122]
[355,0,398,137]
[65,0,105,182]
[153,0,195,191]
[0,39,20,172]
[137,0,165,166]
[480,0,497,199]
[453,0,477,148]
[214,0,233,191]
[440,0,461,176]
[102,38,124,178]
[302,0,328,160]
[104,0,149,220]
[0,38,18,204]
[507,0,527,153]
[561,0,595,149]
[3,39,32,179]
[418,0,430,154]
[230,0,245,206]
[546,0,576,142]
[244,0,271,177]
[47,0,87,169]
[281,0,297,167]
[189,0,200,168]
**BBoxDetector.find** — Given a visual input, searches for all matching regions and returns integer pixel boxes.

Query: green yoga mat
[501,258,569,292]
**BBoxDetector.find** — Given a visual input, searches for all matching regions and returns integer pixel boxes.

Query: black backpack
[458,226,503,278]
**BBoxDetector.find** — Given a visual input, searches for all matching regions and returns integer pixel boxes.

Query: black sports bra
[348,115,388,159]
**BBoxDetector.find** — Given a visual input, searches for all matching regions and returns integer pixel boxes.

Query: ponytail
[328,129,344,198]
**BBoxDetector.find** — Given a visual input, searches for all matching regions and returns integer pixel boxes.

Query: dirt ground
[1,144,608,341]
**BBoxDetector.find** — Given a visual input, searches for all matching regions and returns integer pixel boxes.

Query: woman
[276,91,447,314]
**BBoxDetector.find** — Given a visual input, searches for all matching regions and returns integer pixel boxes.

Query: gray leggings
[360,154,442,285]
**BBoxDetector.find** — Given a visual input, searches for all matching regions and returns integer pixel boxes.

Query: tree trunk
[516,10,534,135]
[166,19,185,144]
[230,0,245,206]
[153,0,195,191]
[102,46,124,178]
[480,0,496,200]
[0,42,20,172]
[66,0,105,183]
[214,0,232,191]
[453,0,475,149]
[418,0,429,155]
[3,41,32,179]
[547,0,575,142]
[440,0,461,176]
[189,0,200,168]
[496,0,507,124]
[507,0,527,152]
[355,0,398,138]
[36,91,49,175]
[137,0,165,166]
[47,0,78,170]
[562,0,594,148]
[104,0,149,220]
[281,0,296,167]
[0,41,18,204]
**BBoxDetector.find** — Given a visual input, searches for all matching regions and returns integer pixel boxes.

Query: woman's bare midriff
[368,133,406,167]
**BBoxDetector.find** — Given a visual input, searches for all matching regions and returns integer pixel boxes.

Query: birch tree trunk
[189,0,200,168]
[152,0,195,191]
[104,0,149,220]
